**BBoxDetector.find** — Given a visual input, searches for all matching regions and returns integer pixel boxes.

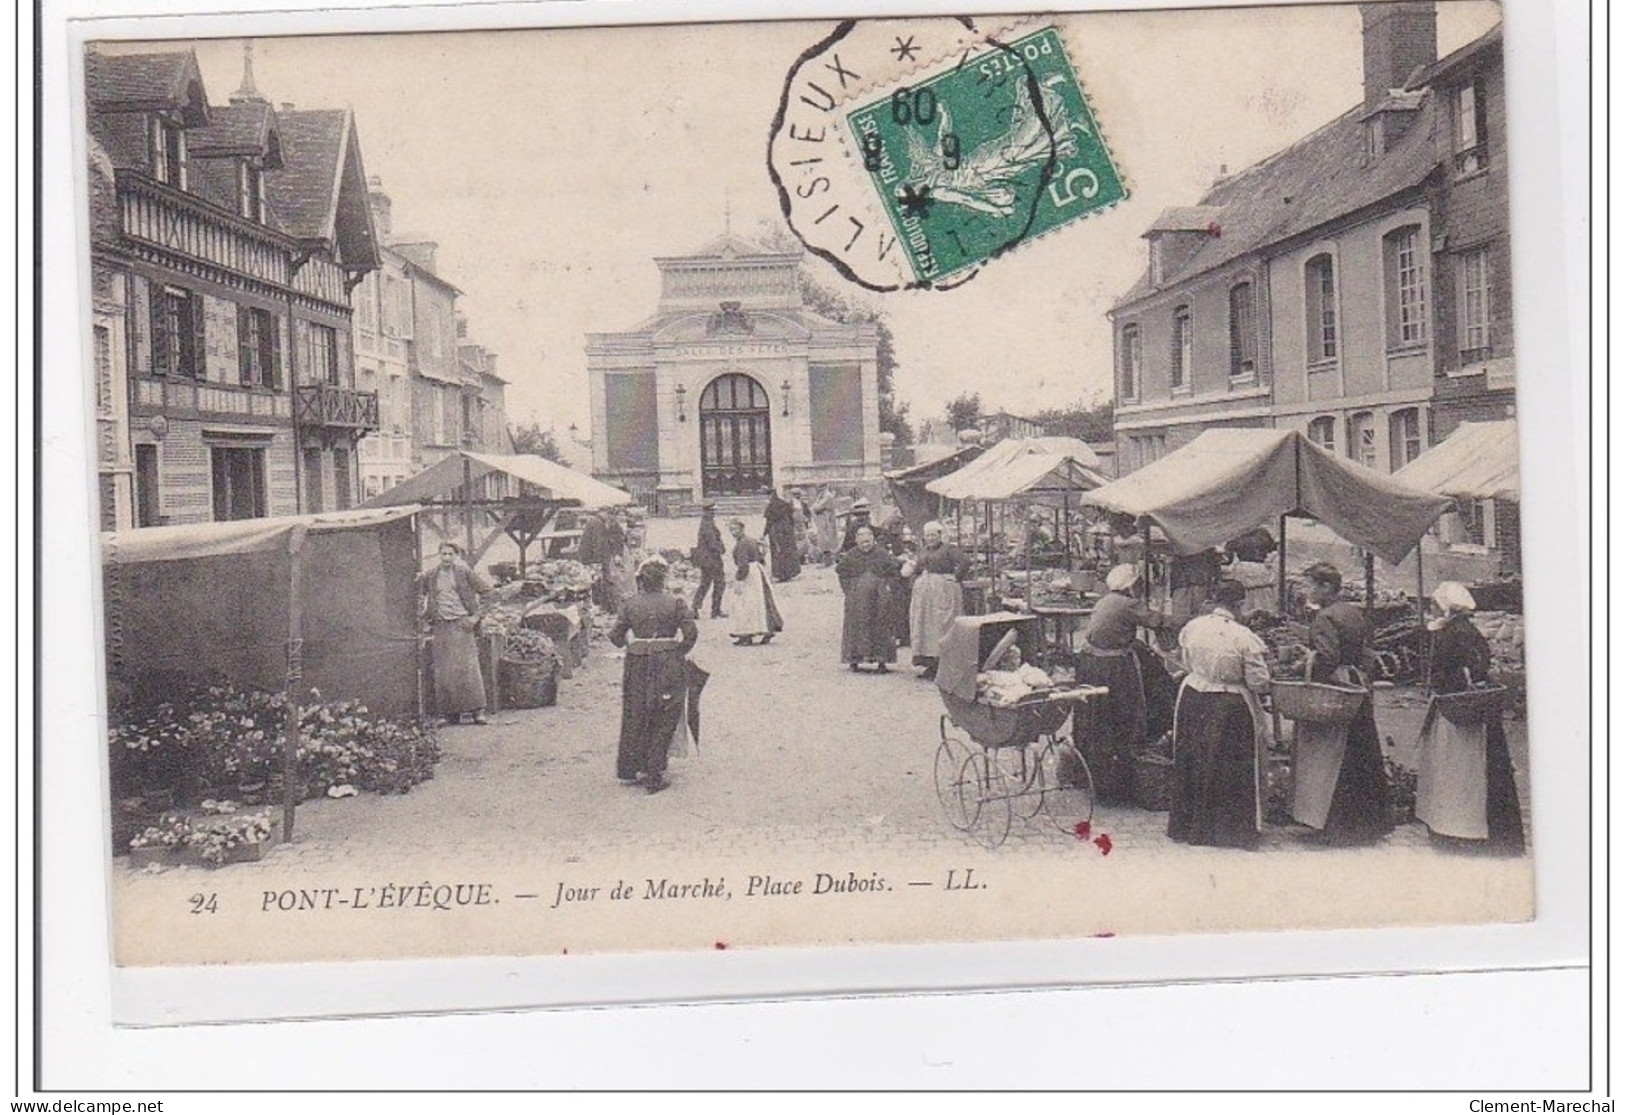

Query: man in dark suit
[691,501,727,618]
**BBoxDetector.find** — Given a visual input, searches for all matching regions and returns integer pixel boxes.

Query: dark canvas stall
[102,507,423,719]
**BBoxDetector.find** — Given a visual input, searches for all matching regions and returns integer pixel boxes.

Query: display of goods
[478,602,529,637]
[499,659,559,709]
[128,808,279,867]
[524,559,597,599]
[500,628,560,666]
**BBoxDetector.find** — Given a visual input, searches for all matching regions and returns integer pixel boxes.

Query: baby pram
[934,613,1108,848]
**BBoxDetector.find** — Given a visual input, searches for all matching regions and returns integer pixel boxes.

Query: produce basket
[1432,685,1506,728]
[1132,752,1175,812]
[1271,680,1367,725]
[499,659,558,709]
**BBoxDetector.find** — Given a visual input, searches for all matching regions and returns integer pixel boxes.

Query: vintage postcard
[70,0,1565,1002]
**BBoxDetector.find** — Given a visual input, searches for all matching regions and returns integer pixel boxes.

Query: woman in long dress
[837,526,900,672]
[727,519,783,646]
[418,542,492,726]
[1167,579,1273,849]
[1414,582,1525,852]
[763,487,802,582]
[607,556,699,795]
[905,521,969,681]
[1073,563,1181,805]
[1290,562,1395,845]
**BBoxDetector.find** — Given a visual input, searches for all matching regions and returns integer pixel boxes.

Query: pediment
[652,310,811,345]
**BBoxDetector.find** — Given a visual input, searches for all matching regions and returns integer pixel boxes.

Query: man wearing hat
[690,500,727,619]
[839,496,874,554]
[1074,563,1181,805]
[1290,561,1392,845]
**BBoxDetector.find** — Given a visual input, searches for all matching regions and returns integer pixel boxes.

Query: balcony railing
[295,384,381,432]
[115,170,294,288]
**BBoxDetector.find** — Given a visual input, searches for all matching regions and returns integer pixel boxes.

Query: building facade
[85,47,381,529]
[1108,4,1514,528]
[353,180,509,498]
[586,234,882,513]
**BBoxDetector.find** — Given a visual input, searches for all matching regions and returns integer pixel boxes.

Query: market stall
[102,507,426,842]
[882,443,984,534]
[361,450,632,572]
[926,436,1111,635]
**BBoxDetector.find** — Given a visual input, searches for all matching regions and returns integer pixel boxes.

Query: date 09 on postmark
[846,27,1126,286]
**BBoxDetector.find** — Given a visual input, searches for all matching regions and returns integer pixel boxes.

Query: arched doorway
[699,373,772,496]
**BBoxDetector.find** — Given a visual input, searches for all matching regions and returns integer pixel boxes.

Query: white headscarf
[1105,563,1139,593]
[922,520,944,540]
[1429,581,1477,629]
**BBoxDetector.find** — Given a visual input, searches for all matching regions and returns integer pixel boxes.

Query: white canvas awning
[926,437,1108,501]
[1392,420,1521,502]
[360,451,632,509]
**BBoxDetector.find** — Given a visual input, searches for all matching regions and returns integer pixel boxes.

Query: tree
[1030,399,1115,443]
[509,421,566,464]
[755,220,913,450]
[945,392,984,433]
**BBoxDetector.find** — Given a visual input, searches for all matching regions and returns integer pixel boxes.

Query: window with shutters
[1460,245,1493,363]
[1389,408,1423,470]
[1453,77,1489,177]
[1170,306,1191,390]
[306,323,339,386]
[1307,416,1336,453]
[1304,254,1338,363]
[1118,324,1141,401]
[1347,411,1377,469]
[1384,226,1428,350]
[151,286,204,379]
[236,306,282,388]
[1228,282,1257,380]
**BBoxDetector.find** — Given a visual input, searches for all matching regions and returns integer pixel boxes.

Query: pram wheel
[992,745,1045,821]
[1039,739,1095,837]
[934,718,975,831]
[959,751,1012,850]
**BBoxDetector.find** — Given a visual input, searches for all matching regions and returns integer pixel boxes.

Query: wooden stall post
[462,456,476,555]
[1364,551,1376,621]
[1277,513,1289,615]
[1140,520,1152,603]
[281,524,308,843]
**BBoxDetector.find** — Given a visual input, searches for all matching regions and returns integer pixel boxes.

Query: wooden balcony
[294,384,380,432]
[116,170,295,287]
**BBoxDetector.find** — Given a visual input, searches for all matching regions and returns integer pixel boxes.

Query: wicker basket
[1433,685,1506,728]
[499,659,559,709]
[1132,753,1175,812]
[1271,680,1367,725]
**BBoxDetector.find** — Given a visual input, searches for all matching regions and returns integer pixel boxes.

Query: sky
[134,3,1500,438]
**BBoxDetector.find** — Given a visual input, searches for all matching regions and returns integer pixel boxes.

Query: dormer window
[149,115,186,188]
[237,160,265,222]
[1453,77,1489,177]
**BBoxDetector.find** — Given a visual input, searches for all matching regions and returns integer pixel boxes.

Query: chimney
[1361,3,1438,106]
[368,176,392,237]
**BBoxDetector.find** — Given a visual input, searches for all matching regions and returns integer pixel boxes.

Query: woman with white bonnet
[1415,582,1525,852]
[903,521,971,680]
[1074,562,1180,805]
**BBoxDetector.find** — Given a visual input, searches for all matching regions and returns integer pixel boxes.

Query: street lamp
[781,377,792,417]
[675,382,687,423]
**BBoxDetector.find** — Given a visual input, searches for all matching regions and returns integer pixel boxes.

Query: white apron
[1414,700,1490,839]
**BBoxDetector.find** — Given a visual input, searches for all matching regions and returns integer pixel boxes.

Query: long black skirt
[1167,688,1260,850]
[1320,700,1394,846]
[1073,651,1145,806]
[616,651,685,780]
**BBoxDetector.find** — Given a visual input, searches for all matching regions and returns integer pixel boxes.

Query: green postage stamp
[845,27,1127,285]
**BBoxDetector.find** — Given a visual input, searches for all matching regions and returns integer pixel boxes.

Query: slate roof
[1113,91,1441,310]
[188,100,282,168]
[263,108,347,241]
[84,50,210,125]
